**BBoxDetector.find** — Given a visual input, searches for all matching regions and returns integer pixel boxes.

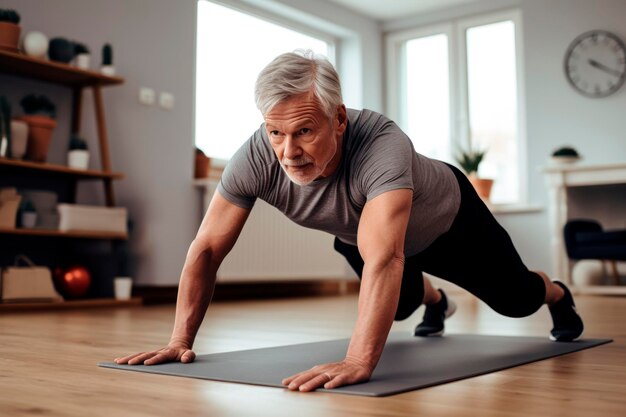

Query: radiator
[195,178,350,282]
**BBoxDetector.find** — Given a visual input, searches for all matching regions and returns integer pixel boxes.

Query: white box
[57,204,127,234]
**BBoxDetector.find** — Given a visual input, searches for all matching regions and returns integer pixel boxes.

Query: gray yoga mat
[99,333,611,397]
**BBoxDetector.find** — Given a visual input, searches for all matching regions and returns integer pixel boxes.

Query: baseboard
[134,279,360,305]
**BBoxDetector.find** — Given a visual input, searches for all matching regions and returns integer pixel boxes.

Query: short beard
[281,156,317,186]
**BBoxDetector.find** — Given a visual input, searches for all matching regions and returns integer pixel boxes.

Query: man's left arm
[283,188,413,392]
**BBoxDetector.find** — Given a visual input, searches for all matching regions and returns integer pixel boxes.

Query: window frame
[385,9,527,206]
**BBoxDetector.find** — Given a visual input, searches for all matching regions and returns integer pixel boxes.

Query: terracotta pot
[468,174,494,201]
[0,22,21,52]
[15,115,57,163]
[194,151,211,179]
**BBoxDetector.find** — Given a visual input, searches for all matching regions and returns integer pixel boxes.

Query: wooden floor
[2,291,625,417]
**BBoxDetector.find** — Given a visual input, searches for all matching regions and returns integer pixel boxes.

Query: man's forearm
[345,257,404,371]
[169,241,221,347]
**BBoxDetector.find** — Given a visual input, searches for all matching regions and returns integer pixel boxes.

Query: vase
[100,65,116,76]
[468,175,494,201]
[74,53,91,70]
[0,22,21,53]
[15,115,57,163]
[68,149,90,170]
[22,31,48,58]
[21,211,37,228]
[10,119,28,160]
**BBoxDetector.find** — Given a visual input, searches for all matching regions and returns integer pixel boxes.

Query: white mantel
[541,162,626,294]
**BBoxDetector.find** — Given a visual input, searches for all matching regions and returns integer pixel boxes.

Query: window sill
[489,203,543,214]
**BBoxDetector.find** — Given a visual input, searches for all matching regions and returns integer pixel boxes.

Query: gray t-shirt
[217,108,460,256]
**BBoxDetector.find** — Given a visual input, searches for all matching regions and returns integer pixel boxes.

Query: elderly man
[116,50,584,392]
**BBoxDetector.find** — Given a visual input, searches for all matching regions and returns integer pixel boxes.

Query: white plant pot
[68,150,90,170]
[10,120,28,159]
[74,53,91,70]
[21,212,37,228]
[100,65,116,76]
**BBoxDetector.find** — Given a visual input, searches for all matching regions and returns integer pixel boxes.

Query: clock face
[564,30,626,98]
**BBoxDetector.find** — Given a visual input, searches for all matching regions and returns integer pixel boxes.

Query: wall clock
[564,30,626,98]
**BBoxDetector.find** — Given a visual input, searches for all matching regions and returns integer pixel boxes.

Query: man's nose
[283,136,302,160]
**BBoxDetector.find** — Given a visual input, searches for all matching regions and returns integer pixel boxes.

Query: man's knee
[394,303,421,321]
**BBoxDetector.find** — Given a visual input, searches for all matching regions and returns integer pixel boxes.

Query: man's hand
[282,357,372,392]
[114,342,196,366]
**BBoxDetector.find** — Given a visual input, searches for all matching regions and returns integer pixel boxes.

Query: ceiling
[324,0,479,21]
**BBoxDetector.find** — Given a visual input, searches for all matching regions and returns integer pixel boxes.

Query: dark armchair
[564,219,626,284]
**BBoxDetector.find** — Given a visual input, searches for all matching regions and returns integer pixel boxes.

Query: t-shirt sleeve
[216,135,264,210]
[355,120,415,202]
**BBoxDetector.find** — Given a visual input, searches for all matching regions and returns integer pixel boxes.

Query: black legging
[334,164,546,321]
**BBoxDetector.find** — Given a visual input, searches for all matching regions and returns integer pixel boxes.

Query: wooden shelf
[0,157,124,180]
[0,49,124,87]
[0,297,142,312]
[0,227,128,240]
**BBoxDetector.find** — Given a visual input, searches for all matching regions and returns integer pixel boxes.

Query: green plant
[455,144,487,176]
[0,9,21,24]
[74,42,90,55]
[68,134,88,151]
[20,199,36,213]
[20,94,56,118]
[102,43,113,65]
[552,147,579,157]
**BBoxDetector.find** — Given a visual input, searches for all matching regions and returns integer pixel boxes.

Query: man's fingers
[282,370,307,386]
[324,373,348,389]
[128,351,160,365]
[286,372,318,390]
[298,373,333,392]
[115,352,147,364]
[115,348,195,366]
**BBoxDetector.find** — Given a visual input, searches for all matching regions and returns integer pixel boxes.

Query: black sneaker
[414,289,457,337]
[549,281,584,342]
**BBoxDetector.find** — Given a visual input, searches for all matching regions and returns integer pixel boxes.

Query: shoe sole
[549,334,583,342]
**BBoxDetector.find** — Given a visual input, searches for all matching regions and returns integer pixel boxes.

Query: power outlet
[139,87,155,106]
[159,92,175,110]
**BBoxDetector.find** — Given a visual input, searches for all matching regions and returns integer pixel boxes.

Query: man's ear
[335,104,347,134]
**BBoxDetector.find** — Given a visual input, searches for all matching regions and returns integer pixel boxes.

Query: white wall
[383,0,626,277]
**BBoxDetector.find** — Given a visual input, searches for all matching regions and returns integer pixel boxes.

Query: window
[195,1,332,161]
[386,11,525,205]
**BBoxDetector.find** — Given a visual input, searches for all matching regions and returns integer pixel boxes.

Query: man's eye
[270,130,280,136]
[299,128,311,135]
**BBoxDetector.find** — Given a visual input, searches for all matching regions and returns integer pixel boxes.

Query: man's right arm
[114,190,251,366]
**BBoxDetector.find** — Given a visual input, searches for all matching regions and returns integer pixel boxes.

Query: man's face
[264,92,346,186]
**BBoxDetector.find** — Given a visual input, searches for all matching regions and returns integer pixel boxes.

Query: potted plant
[15,94,57,163]
[194,147,211,178]
[73,42,90,69]
[19,199,37,228]
[455,144,494,201]
[0,9,21,53]
[67,134,89,170]
[48,37,75,63]
[100,43,115,76]
[551,146,581,164]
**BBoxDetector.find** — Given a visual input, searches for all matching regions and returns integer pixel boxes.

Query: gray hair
[255,49,343,119]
